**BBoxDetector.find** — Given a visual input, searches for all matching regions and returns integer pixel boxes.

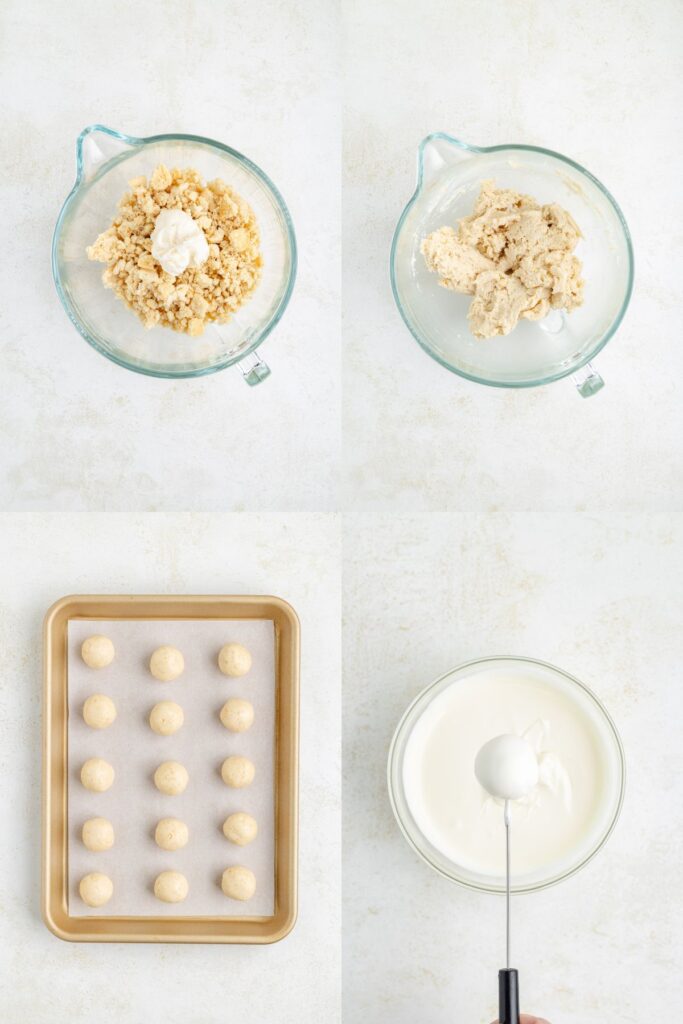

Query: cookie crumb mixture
[421,180,584,339]
[87,165,262,336]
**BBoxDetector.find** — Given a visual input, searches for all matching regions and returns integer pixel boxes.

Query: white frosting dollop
[151,209,209,277]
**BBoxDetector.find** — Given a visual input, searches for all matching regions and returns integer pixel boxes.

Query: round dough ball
[221,865,256,901]
[155,818,189,851]
[154,870,189,903]
[83,694,117,729]
[223,812,258,846]
[80,757,115,792]
[149,645,184,682]
[218,642,252,678]
[79,872,113,907]
[221,756,255,788]
[82,817,115,852]
[219,698,254,733]
[154,761,188,795]
[149,701,184,736]
[81,635,115,669]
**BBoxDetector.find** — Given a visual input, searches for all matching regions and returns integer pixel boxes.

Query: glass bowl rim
[389,132,635,389]
[387,653,626,895]
[52,124,297,379]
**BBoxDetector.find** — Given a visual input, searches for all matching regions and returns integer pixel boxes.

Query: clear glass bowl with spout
[387,656,625,894]
[53,125,297,383]
[390,134,634,397]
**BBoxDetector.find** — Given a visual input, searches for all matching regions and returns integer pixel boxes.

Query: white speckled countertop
[0,0,340,1021]
[343,0,683,1021]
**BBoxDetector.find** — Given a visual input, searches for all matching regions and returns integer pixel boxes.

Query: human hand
[490,1016,551,1024]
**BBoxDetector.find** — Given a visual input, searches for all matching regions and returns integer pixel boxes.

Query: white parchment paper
[67,618,275,917]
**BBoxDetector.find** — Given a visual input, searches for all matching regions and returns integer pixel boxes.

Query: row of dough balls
[81,636,253,679]
[83,812,257,851]
[81,755,256,793]
[79,865,256,908]
[82,695,254,734]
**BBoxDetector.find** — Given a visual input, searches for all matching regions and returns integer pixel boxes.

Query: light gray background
[68,618,276,917]
[343,1,682,1022]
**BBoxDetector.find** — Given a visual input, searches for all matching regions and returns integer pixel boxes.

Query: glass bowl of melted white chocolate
[388,656,625,894]
[53,125,296,381]
[391,134,633,396]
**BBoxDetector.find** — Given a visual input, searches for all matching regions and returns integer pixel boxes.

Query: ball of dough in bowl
[79,872,113,907]
[81,757,115,792]
[83,694,117,729]
[218,642,252,678]
[149,701,184,736]
[219,698,254,733]
[155,818,189,851]
[82,817,115,851]
[154,870,189,903]
[221,755,255,788]
[81,635,115,669]
[221,865,256,901]
[149,645,184,682]
[154,761,188,795]
[223,812,258,846]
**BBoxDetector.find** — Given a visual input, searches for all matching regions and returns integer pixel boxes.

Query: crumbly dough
[218,642,252,677]
[219,698,254,733]
[221,755,255,788]
[149,700,184,736]
[149,645,185,682]
[83,694,117,729]
[155,818,189,851]
[81,635,115,669]
[82,817,115,852]
[87,165,262,336]
[81,757,115,792]
[154,761,189,795]
[223,812,258,846]
[154,870,189,903]
[421,180,584,338]
[79,872,113,907]
[221,865,256,901]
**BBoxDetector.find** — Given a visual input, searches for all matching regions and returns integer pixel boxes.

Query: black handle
[498,968,520,1024]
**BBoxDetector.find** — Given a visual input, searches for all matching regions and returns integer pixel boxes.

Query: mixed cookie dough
[82,817,115,852]
[149,700,184,735]
[421,180,585,338]
[81,757,115,792]
[154,760,189,795]
[220,697,255,733]
[87,166,262,337]
[155,818,190,851]
[218,641,253,677]
[79,872,114,908]
[221,755,256,788]
[83,693,117,729]
[81,634,115,669]
[149,644,185,682]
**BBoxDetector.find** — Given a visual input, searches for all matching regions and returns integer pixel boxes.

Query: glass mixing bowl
[53,125,297,382]
[391,135,634,396]
[388,656,625,894]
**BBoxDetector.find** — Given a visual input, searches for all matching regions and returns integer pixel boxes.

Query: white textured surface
[343,1,682,1022]
[0,0,340,514]
[0,511,340,1023]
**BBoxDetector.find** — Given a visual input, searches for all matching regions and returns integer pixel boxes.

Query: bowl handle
[572,362,604,398]
[76,125,140,185]
[238,351,271,386]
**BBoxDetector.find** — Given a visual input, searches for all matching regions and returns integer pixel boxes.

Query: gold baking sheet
[42,595,299,944]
